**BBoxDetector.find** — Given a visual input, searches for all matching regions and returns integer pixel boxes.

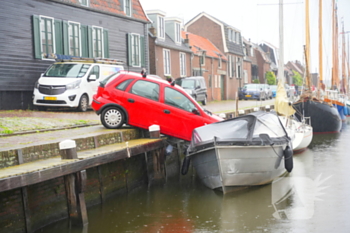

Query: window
[218,56,222,68]
[33,15,109,60]
[175,22,181,44]
[79,0,89,6]
[158,16,165,39]
[123,0,131,17]
[164,87,197,113]
[180,53,186,77]
[127,33,145,67]
[40,16,55,58]
[163,49,171,75]
[229,55,235,78]
[117,79,134,91]
[208,75,212,88]
[89,65,100,79]
[236,32,240,44]
[131,80,159,101]
[68,22,81,56]
[92,27,103,57]
[236,57,241,79]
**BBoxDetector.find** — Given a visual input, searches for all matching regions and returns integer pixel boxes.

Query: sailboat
[274,0,313,154]
[292,0,341,134]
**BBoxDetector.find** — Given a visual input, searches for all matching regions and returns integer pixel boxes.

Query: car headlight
[66,80,81,90]
[34,81,39,89]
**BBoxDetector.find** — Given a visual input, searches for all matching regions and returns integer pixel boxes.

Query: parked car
[33,59,124,112]
[284,84,295,98]
[238,84,267,100]
[91,71,222,141]
[175,76,208,105]
[270,85,277,98]
[260,84,273,99]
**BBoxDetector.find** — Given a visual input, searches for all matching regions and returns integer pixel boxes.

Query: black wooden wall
[0,0,149,110]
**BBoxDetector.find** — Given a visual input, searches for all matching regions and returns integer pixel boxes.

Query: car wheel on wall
[101,107,125,129]
[77,94,88,112]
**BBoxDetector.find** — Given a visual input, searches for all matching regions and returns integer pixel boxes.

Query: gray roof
[152,33,192,53]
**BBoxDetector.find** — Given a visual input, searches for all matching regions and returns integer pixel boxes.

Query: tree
[252,79,260,84]
[265,71,276,85]
[292,71,303,86]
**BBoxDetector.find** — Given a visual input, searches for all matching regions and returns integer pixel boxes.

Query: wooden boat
[182,111,293,193]
[292,0,341,134]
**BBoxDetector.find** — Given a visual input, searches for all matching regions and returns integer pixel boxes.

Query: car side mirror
[88,74,97,81]
[40,73,44,77]
[192,109,200,115]
[196,85,201,89]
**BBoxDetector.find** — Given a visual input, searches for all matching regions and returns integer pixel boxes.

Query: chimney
[149,26,157,37]
[184,33,190,45]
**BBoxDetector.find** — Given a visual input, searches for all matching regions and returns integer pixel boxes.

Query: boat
[182,111,293,193]
[274,0,313,154]
[292,0,341,134]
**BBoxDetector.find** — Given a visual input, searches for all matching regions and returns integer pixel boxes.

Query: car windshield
[44,63,91,78]
[180,79,196,89]
[270,85,277,91]
[244,84,261,90]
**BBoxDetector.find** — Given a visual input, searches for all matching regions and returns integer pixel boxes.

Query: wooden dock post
[59,140,88,226]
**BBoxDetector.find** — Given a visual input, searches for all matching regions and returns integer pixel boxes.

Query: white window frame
[163,49,171,75]
[39,15,55,60]
[131,33,141,67]
[218,56,222,68]
[79,0,89,7]
[236,32,240,44]
[228,29,232,42]
[68,21,81,57]
[92,26,104,58]
[124,0,132,17]
[175,22,181,44]
[158,16,165,39]
[180,52,186,77]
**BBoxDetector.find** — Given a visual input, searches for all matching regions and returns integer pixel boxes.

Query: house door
[220,75,225,100]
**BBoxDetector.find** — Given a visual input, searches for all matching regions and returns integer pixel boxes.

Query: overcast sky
[140,0,350,85]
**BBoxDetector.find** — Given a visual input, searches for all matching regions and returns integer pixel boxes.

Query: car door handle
[164,109,170,114]
[128,98,135,103]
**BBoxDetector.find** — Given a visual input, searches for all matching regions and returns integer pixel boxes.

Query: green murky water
[38,122,350,233]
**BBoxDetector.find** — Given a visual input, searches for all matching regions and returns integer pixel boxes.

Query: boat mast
[341,21,347,94]
[332,0,339,90]
[318,0,323,90]
[278,0,284,83]
[305,0,311,90]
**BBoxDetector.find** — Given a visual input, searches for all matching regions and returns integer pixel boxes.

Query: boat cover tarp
[274,80,296,116]
[189,111,289,150]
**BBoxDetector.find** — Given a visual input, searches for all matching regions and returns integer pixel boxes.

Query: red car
[92,70,222,141]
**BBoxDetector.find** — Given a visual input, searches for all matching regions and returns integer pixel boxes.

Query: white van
[33,59,124,111]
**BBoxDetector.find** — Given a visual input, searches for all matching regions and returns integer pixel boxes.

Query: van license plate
[44,96,57,100]
[245,95,251,97]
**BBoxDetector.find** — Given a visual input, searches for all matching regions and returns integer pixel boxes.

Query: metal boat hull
[191,145,287,193]
[293,100,341,133]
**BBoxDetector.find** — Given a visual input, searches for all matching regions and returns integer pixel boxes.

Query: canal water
[39,122,350,233]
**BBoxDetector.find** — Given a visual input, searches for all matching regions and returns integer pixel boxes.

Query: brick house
[182,31,227,101]
[146,10,192,79]
[242,37,258,84]
[0,0,150,110]
[254,43,272,84]
[184,12,245,100]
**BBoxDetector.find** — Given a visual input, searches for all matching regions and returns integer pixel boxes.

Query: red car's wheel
[101,107,125,129]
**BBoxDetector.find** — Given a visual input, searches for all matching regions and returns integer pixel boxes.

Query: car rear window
[116,79,134,91]
[130,80,159,101]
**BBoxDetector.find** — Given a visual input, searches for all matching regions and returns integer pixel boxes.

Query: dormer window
[236,32,240,44]
[175,22,181,44]
[158,16,165,39]
[123,0,132,17]
[79,0,89,7]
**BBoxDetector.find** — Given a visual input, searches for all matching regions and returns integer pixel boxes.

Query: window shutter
[32,15,42,59]
[81,25,88,57]
[62,20,69,55]
[88,26,93,58]
[140,35,145,68]
[54,19,63,55]
[127,33,132,66]
[103,29,109,58]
